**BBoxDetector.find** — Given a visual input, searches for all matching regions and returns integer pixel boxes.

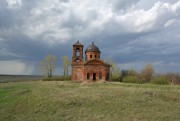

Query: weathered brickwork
[71,41,111,82]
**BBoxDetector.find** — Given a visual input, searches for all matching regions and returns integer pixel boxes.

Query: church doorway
[93,73,96,81]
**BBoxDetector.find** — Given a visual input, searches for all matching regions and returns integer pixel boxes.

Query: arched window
[87,73,90,80]
[76,48,80,56]
[95,55,97,58]
[90,55,92,58]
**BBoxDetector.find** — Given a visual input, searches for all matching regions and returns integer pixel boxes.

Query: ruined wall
[84,65,107,81]
[71,66,84,82]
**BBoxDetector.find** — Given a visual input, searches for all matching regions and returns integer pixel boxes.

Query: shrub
[121,69,138,78]
[140,64,154,83]
[42,76,71,81]
[121,70,129,78]
[111,77,122,82]
[42,78,51,81]
[151,76,170,85]
[64,76,71,81]
[120,69,138,82]
[123,76,143,84]
[165,73,180,85]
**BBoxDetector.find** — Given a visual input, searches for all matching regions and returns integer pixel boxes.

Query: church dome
[86,42,101,53]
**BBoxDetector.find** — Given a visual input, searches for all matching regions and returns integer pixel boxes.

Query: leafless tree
[140,64,154,82]
[61,56,70,79]
[104,57,120,80]
[41,55,57,78]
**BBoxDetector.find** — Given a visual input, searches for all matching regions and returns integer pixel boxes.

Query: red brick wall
[83,65,108,81]
[72,45,84,65]
[86,52,100,61]
[71,66,84,82]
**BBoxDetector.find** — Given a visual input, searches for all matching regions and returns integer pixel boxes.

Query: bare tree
[104,57,120,80]
[140,64,154,82]
[41,55,57,78]
[166,73,180,85]
[61,56,70,79]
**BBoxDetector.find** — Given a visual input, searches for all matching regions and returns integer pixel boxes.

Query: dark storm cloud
[1,33,71,61]
[0,0,38,28]
[0,0,180,74]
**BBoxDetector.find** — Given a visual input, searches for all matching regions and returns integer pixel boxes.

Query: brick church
[71,41,111,82]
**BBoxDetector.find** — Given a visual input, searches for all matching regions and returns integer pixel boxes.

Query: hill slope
[0,81,180,121]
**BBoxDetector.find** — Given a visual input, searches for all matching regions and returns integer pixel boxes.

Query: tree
[140,64,154,82]
[121,69,137,78]
[121,70,129,78]
[166,73,180,85]
[128,68,138,76]
[41,55,57,78]
[61,56,70,79]
[104,58,120,81]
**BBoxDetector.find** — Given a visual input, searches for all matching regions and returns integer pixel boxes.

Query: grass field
[0,81,180,121]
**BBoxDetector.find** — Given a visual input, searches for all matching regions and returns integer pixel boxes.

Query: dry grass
[0,81,180,121]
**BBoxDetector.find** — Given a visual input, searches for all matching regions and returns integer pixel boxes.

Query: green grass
[0,81,180,121]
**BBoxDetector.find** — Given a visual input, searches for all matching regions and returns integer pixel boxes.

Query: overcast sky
[0,0,180,75]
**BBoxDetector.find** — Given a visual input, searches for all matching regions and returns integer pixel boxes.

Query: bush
[140,64,154,83]
[165,73,180,85]
[64,76,71,81]
[121,70,129,78]
[151,76,170,85]
[121,69,138,78]
[42,76,71,81]
[111,77,122,82]
[123,76,143,84]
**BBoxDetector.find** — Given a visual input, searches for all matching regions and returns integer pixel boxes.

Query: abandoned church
[71,41,111,82]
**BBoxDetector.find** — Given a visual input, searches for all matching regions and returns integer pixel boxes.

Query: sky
[0,0,180,75]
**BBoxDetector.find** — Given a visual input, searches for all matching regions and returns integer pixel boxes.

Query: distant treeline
[110,64,180,85]
[0,75,42,83]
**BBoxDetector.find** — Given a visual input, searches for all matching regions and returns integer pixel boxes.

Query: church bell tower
[72,40,84,65]
[71,41,84,81]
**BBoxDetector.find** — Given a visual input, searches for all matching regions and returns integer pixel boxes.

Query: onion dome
[85,42,101,53]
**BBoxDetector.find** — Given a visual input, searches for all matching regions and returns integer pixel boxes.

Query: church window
[76,48,80,56]
[87,73,90,80]
[90,55,92,58]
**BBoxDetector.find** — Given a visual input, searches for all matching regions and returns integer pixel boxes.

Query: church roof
[85,42,101,53]
[84,59,111,67]
[74,40,83,46]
